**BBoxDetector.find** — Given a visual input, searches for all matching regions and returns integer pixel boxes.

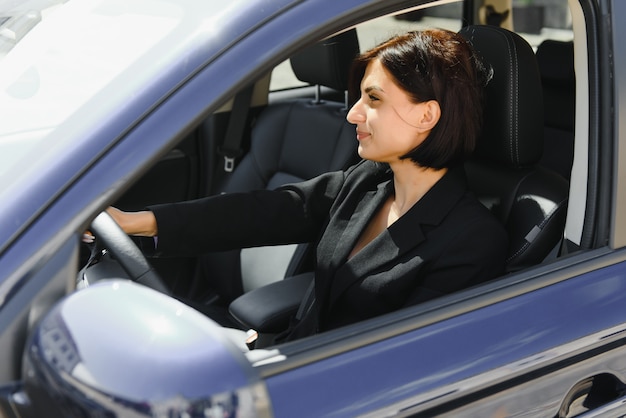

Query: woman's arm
[106,207,158,237]
[105,162,368,257]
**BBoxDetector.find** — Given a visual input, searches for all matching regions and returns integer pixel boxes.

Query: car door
[256,257,626,417]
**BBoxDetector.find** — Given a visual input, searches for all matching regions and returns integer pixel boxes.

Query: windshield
[0,0,273,190]
[0,0,190,182]
[0,0,65,58]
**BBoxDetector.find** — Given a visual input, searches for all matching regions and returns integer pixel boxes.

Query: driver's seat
[459,25,569,273]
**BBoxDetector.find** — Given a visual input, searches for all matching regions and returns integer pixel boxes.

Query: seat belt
[218,84,255,172]
[295,280,316,320]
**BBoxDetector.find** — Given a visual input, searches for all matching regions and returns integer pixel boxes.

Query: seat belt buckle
[223,156,236,172]
[245,329,258,350]
[218,146,242,173]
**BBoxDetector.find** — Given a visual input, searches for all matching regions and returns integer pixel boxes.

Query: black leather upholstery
[536,39,575,180]
[229,272,313,333]
[459,26,569,272]
[290,30,359,92]
[199,30,360,308]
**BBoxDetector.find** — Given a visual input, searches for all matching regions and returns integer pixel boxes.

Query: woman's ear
[417,100,441,131]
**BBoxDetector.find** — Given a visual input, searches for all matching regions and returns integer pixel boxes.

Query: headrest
[536,39,575,132]
[290,29,360,92]
[536,40,574,84]
[459,26,544,168]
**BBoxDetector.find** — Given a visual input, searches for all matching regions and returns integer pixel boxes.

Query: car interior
[190,28,361,328]
[95,0,577,348]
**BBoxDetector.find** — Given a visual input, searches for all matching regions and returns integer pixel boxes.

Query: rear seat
[536,39,575,180]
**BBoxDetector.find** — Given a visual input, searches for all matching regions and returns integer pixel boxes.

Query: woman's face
[347,59,437,165]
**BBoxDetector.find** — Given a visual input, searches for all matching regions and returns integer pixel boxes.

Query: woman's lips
[356,130,370,141]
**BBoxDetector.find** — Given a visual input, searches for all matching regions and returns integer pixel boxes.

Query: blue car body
[1,0,626,416]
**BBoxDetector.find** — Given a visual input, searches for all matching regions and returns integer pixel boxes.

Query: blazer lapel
[324,167,469,311]
[313,179,392,311]
[326,211,427,310]
[332,180,393,265]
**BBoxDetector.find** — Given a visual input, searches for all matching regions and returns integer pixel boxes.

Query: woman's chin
[357,145,371,160]
[358,148,384,163]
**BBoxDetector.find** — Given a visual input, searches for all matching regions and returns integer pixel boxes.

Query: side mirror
[16,280,272,417]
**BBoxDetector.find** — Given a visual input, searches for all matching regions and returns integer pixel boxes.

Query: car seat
[536,39,575,180]
[459,25,569,273]
[195,30,360,319]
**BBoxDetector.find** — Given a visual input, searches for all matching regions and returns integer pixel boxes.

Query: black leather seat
[536,39,575,180]
[459,25,569,273]
[196,30,360,318]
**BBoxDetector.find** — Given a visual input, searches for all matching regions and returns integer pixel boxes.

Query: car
[0,0,624,416]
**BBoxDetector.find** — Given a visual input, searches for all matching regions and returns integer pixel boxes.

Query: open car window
[70,0,581,361]
[86,0,581,354]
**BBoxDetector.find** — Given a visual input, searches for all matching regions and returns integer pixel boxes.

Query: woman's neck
[389,160,447,217]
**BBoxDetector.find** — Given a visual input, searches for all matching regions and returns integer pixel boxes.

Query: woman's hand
[106,207,158,237]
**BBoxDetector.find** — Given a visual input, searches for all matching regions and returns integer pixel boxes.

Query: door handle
[557,374,626,417]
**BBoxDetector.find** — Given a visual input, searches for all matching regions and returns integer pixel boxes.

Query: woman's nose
[346,99,365,124]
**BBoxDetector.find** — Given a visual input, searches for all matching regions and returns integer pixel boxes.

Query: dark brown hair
[349,29,491,169]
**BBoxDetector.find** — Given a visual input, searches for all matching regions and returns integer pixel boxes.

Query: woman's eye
[367,94,379,102]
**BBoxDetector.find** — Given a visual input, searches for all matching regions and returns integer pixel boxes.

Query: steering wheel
[89,211,170,295]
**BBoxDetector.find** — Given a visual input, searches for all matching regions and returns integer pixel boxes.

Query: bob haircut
[348,29,491,169]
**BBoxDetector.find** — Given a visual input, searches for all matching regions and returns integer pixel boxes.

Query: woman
[108,29,507,342]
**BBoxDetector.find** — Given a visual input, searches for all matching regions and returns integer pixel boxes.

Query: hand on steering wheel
[89,211,170,295]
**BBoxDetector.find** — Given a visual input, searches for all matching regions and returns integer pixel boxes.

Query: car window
[256,0,580,356]
[0,0,66,59]
[510,0,573,46]
[270,2,464,91]
[270,0,573,92]
[67,0,580,372]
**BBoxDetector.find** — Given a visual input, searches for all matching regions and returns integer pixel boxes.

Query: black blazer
[150,160,508,338]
